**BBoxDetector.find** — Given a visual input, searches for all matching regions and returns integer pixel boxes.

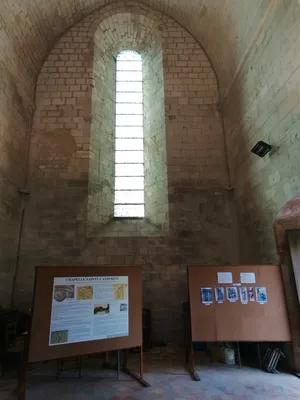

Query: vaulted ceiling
[0,0,271,99]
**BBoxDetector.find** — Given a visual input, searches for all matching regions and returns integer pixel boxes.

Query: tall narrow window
[114,51,145,218]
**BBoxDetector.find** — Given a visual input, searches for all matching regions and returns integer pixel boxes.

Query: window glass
[114,51,145,217]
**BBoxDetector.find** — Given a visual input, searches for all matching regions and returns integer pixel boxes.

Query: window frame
[114,50,145,219]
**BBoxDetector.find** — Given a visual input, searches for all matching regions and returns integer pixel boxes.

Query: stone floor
[1,345,300,399]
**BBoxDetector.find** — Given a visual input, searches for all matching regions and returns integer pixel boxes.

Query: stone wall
[222,1,300,264]
[1,0,270,101]
[0,66,33,307]
[0,8,36,308]
[143,32,168,229]
[220,1,300,368]
[16,3,237,342]
[89,37,115,226]
[1,0,299,359]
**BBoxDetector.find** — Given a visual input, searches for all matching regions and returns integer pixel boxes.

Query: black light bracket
[251,141,272,157]
[18,188,30,196]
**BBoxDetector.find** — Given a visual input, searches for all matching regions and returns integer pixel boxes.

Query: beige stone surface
[0,0,269,98]
[0,0,300,363]
[222,1,300,264]
[12,4,235,343]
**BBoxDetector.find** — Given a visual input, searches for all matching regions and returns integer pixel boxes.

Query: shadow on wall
[221,73,272,265]
[0,65,33,308]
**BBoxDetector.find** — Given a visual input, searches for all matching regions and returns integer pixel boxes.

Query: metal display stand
[185,264,292,380]
[236,342,242,368]
[183,301,200,381]
[15,266,149,399]
[184,337,264,380]
[122,347,150,387]
[263,348,285,373]
[185,342,200,381]
[16,344,149,399]
[183,301,264,380]
[56,356,83,380]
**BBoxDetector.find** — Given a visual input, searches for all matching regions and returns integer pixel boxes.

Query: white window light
[114,51,145,218]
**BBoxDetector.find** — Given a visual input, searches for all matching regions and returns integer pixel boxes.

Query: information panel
[188,265,291,342]
[28,266,142,364]
[49,276,129,346]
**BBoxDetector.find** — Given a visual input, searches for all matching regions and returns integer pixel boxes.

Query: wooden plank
[188,265,291,342]
[28,266,142,363]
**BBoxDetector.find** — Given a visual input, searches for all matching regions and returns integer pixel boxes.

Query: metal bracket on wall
[18,189,30,196]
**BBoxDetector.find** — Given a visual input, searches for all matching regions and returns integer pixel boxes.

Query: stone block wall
[1,0,300,361]
[220,1,300,368]
[32,27,93,183]
[0,0,271,102]
[161,18,229,236]
[143,36,168,229]
[0,66,32,307]
[0,7,37,307]
[222,1,300,264]
[89,47,115,226]
[15,3,237,342]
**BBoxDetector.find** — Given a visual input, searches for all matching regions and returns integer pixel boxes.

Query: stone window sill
[87,217,169,237]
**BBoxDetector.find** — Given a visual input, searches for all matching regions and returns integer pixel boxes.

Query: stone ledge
[87,217,169,237]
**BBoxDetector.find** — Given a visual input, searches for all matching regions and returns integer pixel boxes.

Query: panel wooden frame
[188,265,291,342]
[28,266,142,363]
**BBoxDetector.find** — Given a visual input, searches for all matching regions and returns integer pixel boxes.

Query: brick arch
[274,194,300,256]
[76,1,217,85]
[88,3,170,229]
[2,0,267,104]
[86,2,168,38]
[93,13,166,55]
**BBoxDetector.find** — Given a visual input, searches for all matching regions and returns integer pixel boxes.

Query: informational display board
[28,266,142,363]
[49,276,129,346]
[188,265,291,342]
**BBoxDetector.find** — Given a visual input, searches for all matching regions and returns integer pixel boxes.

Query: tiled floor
[1,346,300,399]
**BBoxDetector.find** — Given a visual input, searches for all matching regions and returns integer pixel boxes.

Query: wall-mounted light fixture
[251,141,272,157]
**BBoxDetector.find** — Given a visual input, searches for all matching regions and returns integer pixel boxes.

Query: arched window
[89,35,168,233]
[114,51,145,218]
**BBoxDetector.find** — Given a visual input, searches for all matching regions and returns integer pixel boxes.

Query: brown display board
[28,266,142,363]
[188,265,291,342]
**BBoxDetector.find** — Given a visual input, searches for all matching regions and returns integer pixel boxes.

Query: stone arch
[30,1,223,237]
[21,1,229,342]
[86,3,168,42]
[83,2,220,93]
[87,3,170,233]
